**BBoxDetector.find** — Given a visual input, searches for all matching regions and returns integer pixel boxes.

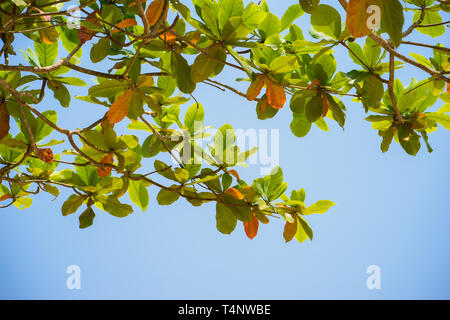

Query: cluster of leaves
[0,0,449,244]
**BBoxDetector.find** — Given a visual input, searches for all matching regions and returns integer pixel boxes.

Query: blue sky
[1,0,449,299]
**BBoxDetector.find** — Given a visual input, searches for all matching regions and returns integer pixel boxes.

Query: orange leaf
[246,74,265,101]
[111,19,137,33]
[97,153,114,178]
[447,83,450,93]
[145,0,166,27]
[0,194,12,202]
[226,169,240,181]
[243,213,259,240]
[346,0,371,38]
[36,148,54,163]
[224,188,244,200]
[107,89,135,124]
[307,79,321,89]
[159,28,177,44]
[0,100,10,140]
[186,31,201,48]
[283,218,298,243]
[265,78,286,109]
[322,94,329,117]
[38,16,58,44]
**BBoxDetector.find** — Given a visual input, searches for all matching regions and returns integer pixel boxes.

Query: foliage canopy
[0,0,449,244]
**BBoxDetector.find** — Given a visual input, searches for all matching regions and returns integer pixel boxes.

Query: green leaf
[62,194,84,216]
[269,56,298,74]
[426,113,450,130]
[299,0,320,13]
[305,95,323,123]
[157,188,180,205]
[258,12,281,39]
[35,42,58,67]
[171,53,196,94]
[303,200,335,215]
[291,113,312,137]
[191,46,225,83]
[79,207,95,229]
[174,168,189,184]
[90,38,110,63]
[184,103,204,135]
[128,180,149,211]
[280,4,303,31]
[89,80,129,97]
[218,0,244,32]
[295,216,313,243]
[216,202,238,234]
[48,81,70,108]
[414,10,445,38]
[310,4,341,39]
[362,75,384,109]
[101,196,133,217]
[380,0,404,47]
[242,3,266,30]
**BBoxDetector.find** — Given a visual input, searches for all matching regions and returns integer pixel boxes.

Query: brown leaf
[111,19,138,33]
[346,0,371,38]
[78,10,102,43]
[243,213,259,240]
[0,194,12,202]
[224,188,244,200]
[0,100,10,140]
[283,217,298,243]
[246,74,265,101]
[97,153,114,178]
[107,89,135,124]
[145,0,166,27]
[265,78,286,109]
[37,148,54,163]
[322,94,329,117]
[226,169,240,181]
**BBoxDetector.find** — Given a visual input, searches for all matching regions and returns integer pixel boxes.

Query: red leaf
[307,79,321,89]
[322,94,329,117]
[0,100,10,140]
[78,10,102,43]
[243,213,259,239]
[0,194,12,202]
